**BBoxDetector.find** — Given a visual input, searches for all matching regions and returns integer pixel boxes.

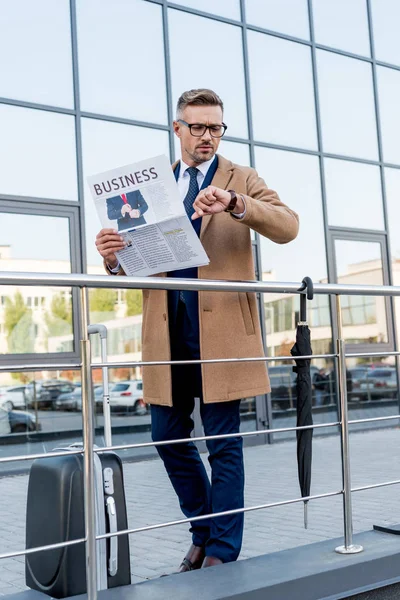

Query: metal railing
[1,271,400,599]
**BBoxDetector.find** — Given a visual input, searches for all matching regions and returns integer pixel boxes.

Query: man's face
[173,105,224,165]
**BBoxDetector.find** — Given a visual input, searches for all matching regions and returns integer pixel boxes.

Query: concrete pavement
[0,425,399,594]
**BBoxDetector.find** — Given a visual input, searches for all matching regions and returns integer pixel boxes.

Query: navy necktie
[179,167,199,304]
[183,167,199,218]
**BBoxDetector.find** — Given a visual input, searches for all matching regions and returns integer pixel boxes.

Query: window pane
[0,0,73,107]
[313,0,370,56]
[168,9,248,138]
[0,213,73,354]
[219,141,250,166]
[325,159,384,230]
[334,239,388,344]
[377,67,400,165]
[172,0,240,20]
[370,0,400,66]
[0,105,78,200]
[385,168,400,351]
[77,0,167,124]
[316,50,378,160]
[248,33,317,149]
[81,118,170,271]
[256,147,327,283]
[245,0,309,39]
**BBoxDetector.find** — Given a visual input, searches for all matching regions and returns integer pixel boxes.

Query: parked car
[358,368,398,401]
[0,406,41,435]
[109,381,147,415]
[54,385,104,412]
[0,386,27,411]
[36,380,76,410]
[268,365,321,411]
[348,367,370,400]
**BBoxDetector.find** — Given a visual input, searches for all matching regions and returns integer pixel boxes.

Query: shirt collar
[179,156,216,180]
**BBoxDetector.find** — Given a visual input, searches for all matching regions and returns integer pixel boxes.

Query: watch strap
[225,189,238,213]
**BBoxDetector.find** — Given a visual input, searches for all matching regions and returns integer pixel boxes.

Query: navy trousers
[151,303,244,563]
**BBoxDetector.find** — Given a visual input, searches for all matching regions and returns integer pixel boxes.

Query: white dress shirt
[178,156,246,218]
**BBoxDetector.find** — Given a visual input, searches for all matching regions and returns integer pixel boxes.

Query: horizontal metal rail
[0,448,83,464]
[0,537,85,561]
[1,271,400,297]
[0,362,82,372]
[352,480,400,493]
[348,415,400,426]
[96,490,343,541]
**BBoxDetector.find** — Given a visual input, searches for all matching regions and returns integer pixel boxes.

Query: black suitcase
[25,446,131,598]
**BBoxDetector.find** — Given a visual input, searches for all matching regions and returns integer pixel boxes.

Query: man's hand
[121,204,132,216]
[192,186,244,220]
[95,228,126,269]
[129,209,140,219]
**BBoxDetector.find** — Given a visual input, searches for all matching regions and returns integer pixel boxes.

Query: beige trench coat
[107,155,299,406]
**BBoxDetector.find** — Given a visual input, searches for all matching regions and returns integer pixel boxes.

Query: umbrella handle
[299,277,314,322]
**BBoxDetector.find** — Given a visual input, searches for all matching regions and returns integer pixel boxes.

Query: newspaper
[87,154,209,276]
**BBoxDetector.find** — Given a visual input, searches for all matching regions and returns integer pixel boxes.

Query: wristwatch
[225,190,238,213]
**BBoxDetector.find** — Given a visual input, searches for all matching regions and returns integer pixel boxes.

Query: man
[95,89,299,571]
[106,189,148,231]
[313,368,328,407]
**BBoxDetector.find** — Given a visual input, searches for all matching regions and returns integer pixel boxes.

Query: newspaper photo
[87,154,210,277]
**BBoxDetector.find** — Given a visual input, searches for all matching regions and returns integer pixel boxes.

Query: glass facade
[1,0,400,444]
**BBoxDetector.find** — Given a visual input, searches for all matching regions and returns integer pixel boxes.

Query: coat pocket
[238,292,255,336]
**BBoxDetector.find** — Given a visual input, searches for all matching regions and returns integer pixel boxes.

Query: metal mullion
[322,152,381,166]
[166,2,243,27]
[376,60,400,72]
[162,0,178,161]
[0,194,80,207]
[253,139,320,157]
[0,96,75,115]
[315,44,373,64]
[307,0,334,316]
[81,110,170,133]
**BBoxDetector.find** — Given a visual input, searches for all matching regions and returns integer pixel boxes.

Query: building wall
[1,0,400,419]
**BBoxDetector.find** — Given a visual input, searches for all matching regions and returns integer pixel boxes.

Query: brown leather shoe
[202,556,223,568]
[178,544,205,573]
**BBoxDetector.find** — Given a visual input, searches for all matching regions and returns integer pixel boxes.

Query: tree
[125,290,142,317]
[89,289,117,314]
[45,293,72,338]
[4,291,35,354]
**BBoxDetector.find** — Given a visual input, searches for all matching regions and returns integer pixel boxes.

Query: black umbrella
[290,277,314,529]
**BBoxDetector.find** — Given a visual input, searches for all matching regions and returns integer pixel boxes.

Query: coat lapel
[200,155,234,239]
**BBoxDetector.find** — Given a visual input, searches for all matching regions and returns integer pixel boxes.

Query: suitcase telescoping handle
[88,324,112,447]
[106,496,118,577]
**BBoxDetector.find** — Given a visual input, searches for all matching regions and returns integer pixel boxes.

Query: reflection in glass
[384,168,400,351]
[324,158,384,230]
[256,147,332,415]
[313,0,370,56]
[248,32,317,149]
[376,67,400,165]
[245,0,309,40]
[370,0,400,67]
[0,105,78,200]
[76,0,167,124]
[168,9,248,138]
[316,50,378,160]
[0,213,73,354]
[0,0,73,107]
[346,356,398,432]
[81,118,170,270]
[171,0,240,20]
[334,239,388,344]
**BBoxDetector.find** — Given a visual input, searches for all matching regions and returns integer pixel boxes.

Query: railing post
[335,294,363,555]
[80,287,98,598]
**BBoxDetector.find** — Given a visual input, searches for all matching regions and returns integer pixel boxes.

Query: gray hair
[176,89,224,119]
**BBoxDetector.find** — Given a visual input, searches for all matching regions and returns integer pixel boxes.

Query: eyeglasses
[177,119,228,138]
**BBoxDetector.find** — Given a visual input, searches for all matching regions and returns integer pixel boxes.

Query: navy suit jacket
[107,190,148,231]
[168,156,219,355]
